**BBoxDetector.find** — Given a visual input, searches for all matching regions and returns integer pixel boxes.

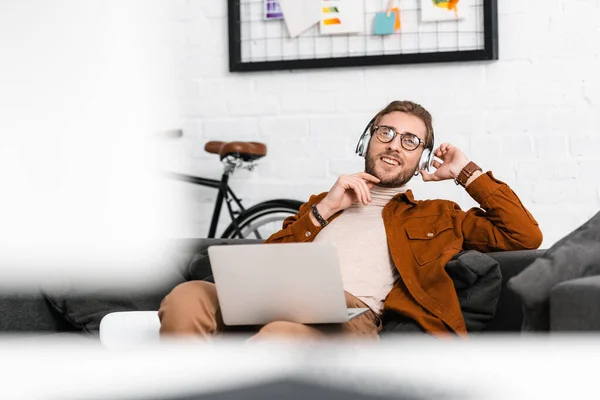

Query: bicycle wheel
[221,199,303,240]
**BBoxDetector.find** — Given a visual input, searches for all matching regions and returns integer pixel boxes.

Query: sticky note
[374,11,396,35]
[390,7,401,30]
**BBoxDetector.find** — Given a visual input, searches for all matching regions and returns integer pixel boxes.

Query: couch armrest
[550,275,600,331]
[0,292,76,332]
[481,250,546,332]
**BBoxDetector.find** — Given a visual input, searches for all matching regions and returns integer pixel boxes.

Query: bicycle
[162,139,303,239]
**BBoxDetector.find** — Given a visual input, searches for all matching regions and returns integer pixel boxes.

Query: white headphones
[355,117,434,172]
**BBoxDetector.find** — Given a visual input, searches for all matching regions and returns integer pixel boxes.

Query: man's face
[364,111,428,187]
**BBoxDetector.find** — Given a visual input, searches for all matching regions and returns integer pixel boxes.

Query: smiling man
[159,100,543,339]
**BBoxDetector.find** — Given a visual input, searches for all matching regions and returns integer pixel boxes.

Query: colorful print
[432,0,460,13]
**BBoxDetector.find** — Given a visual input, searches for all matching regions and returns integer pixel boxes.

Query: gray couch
[1,239,599,335]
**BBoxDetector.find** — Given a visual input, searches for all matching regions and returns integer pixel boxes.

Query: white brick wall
[164,0,600,247]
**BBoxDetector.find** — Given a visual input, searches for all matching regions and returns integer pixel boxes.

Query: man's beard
[365,152,418,188]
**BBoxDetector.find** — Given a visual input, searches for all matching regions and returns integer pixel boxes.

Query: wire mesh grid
[238,0,486,64]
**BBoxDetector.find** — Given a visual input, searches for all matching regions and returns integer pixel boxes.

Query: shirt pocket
[404,217,459,266]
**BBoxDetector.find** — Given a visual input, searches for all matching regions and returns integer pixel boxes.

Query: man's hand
[317,173,380,220]
[420,143,471,182]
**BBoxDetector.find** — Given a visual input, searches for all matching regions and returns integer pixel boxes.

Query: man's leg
[337,292,382,339]
[249,292,381,341]
[248,321,325,342]
[158,281,224,338]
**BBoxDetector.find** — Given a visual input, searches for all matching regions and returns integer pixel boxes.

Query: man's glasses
[372,125,425,151]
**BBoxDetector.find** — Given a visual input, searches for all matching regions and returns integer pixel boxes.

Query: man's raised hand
[317,173,380,219]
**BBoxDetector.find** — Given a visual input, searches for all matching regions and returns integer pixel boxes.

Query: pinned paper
[278,0,321,38]
[264,0,284,20]
[421,0,469,22]
[374,11,396,35]
[320,0,365,35]
[391,7,400,30]
[374,5,400,35]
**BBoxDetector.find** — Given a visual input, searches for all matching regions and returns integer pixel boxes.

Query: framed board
[228,0,498,72]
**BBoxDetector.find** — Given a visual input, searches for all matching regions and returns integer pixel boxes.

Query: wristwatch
[454,161,482,187]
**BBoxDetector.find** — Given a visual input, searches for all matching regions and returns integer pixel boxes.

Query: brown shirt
[264,172,543,336]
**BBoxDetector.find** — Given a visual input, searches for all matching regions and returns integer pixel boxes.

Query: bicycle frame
[163,171,246,238]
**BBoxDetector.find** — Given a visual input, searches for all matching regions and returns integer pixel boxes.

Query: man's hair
[371,100,434,150]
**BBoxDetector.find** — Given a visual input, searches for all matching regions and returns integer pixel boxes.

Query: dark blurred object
[116,378,456,400]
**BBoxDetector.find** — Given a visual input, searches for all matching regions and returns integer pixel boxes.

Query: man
[159,100,542,339]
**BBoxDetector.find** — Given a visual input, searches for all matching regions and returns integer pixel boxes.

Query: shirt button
[427,232,434,237]
[305,231,312,237]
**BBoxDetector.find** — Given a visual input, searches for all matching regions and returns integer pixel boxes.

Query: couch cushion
[0,292,75,332]
[41,242,191,334]
[482,249,545,332]
[507,211,600,331]
[445,250,502,332]
[44,286,180,335]
[550,275,600,331]
[41,239,262,334]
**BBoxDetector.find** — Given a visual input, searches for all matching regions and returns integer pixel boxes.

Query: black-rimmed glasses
[373,125,424,151]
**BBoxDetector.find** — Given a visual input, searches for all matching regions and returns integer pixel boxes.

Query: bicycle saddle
[205,141,267,161]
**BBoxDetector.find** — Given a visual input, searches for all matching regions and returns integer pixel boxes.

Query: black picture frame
[228,0,498,73]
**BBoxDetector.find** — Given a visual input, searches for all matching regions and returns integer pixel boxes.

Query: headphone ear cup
[419,148,432,171]
[355,131,369,157]
[356,118,376,157]
[361,133,370,157]
[421,133,435,171]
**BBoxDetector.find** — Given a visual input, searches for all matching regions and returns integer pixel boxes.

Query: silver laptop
[207,243,369,326]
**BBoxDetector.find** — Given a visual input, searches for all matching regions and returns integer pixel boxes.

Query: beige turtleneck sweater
[312,184,407,315]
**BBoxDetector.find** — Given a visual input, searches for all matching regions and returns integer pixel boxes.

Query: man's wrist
[455,161,483,187]
[316,202,335,220]
[309,202,335,228]
[464,170,483,188]
[308,209,321,228]
[452,160,470,179]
